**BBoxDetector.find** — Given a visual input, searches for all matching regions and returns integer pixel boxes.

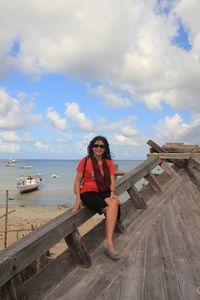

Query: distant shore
[0,204,103,256]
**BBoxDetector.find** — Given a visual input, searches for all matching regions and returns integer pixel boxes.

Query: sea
[0,159,143,207]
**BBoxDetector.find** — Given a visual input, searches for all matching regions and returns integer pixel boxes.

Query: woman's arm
[71,171,84,213]
[110,175,119,198]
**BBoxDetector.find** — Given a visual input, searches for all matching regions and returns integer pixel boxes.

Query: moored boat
[51,174,59,178]
[6,160,16,166]
[17,173,43,193]
[20,165,32,169]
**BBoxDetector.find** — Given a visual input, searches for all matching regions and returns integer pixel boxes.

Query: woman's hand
[111,191,120,204]
[71,200,84,213]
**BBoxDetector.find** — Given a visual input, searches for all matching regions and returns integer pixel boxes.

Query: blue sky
[0,0,200,160]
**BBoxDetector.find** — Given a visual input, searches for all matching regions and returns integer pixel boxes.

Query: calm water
[0,159,142,206]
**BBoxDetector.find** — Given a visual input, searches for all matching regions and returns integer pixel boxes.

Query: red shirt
[77,157,115,193]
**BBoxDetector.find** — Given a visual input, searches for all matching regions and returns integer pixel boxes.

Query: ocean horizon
[0,159,143,206]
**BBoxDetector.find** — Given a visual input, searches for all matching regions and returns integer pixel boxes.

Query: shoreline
[0,204,103,256]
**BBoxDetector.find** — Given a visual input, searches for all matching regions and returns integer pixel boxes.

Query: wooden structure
[1,140,200,299]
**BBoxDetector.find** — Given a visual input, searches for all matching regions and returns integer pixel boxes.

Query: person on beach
[72,135,123,260]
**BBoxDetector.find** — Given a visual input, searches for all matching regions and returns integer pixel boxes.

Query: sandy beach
[0,204,103,256]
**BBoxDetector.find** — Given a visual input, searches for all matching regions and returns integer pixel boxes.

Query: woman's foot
[103,241,120,260]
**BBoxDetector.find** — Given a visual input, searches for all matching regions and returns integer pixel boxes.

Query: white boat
[17,173,43,193]
[6,160,16,166]
[51,174,59,178]
[20,165,32,169]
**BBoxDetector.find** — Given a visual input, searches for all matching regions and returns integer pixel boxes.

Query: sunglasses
[93,144,105,149]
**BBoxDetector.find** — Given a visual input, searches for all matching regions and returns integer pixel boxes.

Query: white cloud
[65,102,93,131]
[120,126,140,137]
[0,141,20,153]
[153,113,200,146]
[154,114,189,141]
[89,85,132,108]
[0,130,20,142]
[46,107,67,131]
[0,0,200,113]
[0,88,42,130]
[1,1,200,158]
[34,141,48,152]
[112,134,139,147]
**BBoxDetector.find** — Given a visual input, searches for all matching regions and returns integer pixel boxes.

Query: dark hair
[87,136,112,159]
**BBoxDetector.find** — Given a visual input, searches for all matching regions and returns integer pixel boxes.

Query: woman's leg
[103,197,119,250]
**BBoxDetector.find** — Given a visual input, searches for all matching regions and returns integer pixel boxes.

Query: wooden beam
[162,145,200,153]
[147,139,166,153]
[127,186,147,209]
[65,229,91,268]
[145,171,164,192]
[189,155,200,172]
[0,208,94,287]
[147,140,185,168]
[116,158,161,195]
[165,142,185,146]
[147,153,191,160]
[160,161,179,179]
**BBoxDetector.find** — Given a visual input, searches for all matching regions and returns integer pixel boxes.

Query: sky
[0,0,200,160]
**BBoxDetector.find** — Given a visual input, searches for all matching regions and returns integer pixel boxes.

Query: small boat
[20,165,32,169]
[6,160,16,166]
[51,174,59,178]
[17,173,43,193]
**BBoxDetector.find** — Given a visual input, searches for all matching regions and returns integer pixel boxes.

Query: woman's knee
[107,197,119,208]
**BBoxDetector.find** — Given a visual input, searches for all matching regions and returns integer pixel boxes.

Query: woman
[72,136,121,260]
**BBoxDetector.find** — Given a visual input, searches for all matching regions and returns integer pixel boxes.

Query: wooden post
[145,171,164,192]
[160,161,179,178]
[10,275,27,300]
[65,229,92,268]
[127,186,147,209]
[4,190,9,249]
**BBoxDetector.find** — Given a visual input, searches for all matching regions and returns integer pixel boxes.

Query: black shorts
[80,190,111,215]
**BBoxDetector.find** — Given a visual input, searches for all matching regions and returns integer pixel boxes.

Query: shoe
[103,241,120,260]
[114,219,125,234]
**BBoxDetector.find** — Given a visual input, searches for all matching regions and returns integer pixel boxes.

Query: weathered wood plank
[174,205,200,285]
[65,229,91,268]
[24,198,138,300]
[144,227,166,300]
[163,145,200,153]
[116,158,161,195]
[147,139,185,168]
[165,142,185,146]
[160,161,180,179]
[174,258,198,300]
[190,155,200,171]
[148,152,191,160]
[98,274,122,300]
[127,186,147,209]
[157,216,182,300]
[185,163,200,192]
[24,250,77,300]
[165,203,188,259]
[119,238,147,300]
[0,208,94,287]
[145,171,164,192]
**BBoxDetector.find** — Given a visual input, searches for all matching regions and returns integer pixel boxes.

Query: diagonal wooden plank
[156,214,182,300]
[143,226,165,300]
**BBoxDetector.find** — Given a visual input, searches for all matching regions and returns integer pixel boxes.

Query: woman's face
[92,139,106,157]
